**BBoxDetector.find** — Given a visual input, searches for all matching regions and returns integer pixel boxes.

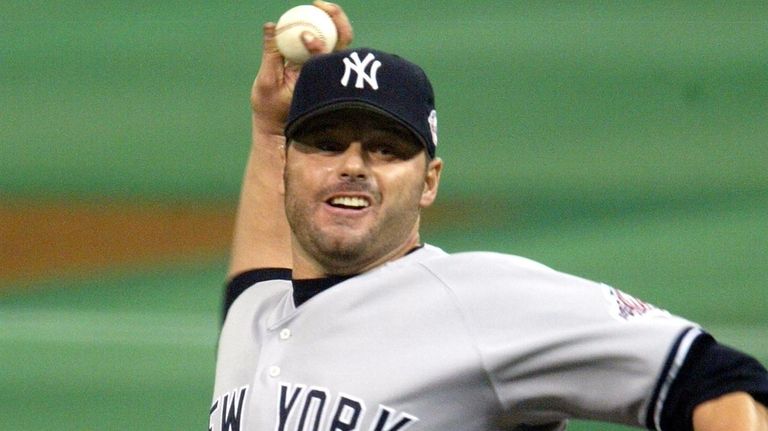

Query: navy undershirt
[292,275,354,307]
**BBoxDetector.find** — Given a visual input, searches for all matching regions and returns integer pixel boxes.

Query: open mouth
[327,196,371,210]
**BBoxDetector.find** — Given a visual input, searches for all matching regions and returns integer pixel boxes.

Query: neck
[291,232,422,279]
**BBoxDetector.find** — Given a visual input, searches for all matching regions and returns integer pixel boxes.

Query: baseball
[275,5,338,64]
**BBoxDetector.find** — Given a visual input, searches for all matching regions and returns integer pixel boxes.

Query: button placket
[264,326,293,379]
[268,365,281,378]
[258,292,298,384]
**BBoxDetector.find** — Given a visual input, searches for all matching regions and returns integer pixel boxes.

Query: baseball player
[210,2,768,430]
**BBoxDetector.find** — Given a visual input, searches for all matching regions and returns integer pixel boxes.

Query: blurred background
[1,1,766,429]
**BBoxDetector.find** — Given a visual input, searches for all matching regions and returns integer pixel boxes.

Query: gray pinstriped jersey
[210,244,697,431]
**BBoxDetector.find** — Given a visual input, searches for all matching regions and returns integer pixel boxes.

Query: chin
[321,236,369,259]
[313,234,377,271]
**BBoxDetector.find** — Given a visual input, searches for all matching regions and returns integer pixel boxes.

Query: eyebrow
[377,125,416,142]
[292,122,335,138]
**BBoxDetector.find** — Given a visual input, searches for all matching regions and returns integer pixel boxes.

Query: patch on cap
[428,109,438,148]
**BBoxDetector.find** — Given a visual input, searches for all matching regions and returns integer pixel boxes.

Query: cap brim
[285,101,429,153]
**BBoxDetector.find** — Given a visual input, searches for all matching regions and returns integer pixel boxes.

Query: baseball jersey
[209,244,725,430]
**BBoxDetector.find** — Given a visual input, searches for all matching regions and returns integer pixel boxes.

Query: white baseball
[275,5,338,64]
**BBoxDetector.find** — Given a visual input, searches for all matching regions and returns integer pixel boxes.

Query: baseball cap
[285,48,438,158]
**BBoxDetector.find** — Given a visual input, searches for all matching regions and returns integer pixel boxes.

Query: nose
[338,142,368,181]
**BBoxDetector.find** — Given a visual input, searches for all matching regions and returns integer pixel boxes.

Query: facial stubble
[284,168,425,276]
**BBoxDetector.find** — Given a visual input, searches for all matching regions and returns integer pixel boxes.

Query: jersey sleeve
[655,332,768,431]
[427,252,699,428]
[223,268,292,320]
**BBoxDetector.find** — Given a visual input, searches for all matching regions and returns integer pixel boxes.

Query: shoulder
[408,249,608,319]
[401,245,555,276]
[431,250,556,273]
[419,250,686,324]
[223,268,292,319]
[420,250,568,291]
[422,250,696,339]
[387,246,585,302]
[223,276,292,327]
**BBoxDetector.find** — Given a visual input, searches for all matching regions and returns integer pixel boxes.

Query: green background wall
[1,1,766,429]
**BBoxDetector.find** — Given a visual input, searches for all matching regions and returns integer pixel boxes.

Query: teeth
[330,196,370,208]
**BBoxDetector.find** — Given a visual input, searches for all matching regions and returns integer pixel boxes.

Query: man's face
[284,109,441,276]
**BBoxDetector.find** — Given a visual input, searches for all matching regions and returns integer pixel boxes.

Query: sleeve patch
[601,284,670,321]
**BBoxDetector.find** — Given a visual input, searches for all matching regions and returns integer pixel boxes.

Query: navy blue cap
[285,48,438,158]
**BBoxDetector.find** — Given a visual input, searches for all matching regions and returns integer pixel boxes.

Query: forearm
[693,392,768,431]
[227,1,352,280]
[227,122,292,278]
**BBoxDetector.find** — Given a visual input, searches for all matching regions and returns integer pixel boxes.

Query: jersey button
[279,328,292,340]
[268,365,281,378]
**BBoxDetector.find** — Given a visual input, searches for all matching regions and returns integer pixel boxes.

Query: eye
[308,139,345,153]
[318,140,340,151]
[370,143,395,157]
[367,139,420,161]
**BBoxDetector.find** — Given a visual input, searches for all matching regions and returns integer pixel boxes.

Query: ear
[420,157,443,208]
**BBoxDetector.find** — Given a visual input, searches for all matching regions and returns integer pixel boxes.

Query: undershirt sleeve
[652,332,768,431]
[223,268,292,320]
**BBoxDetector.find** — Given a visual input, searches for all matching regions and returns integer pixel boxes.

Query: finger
[261,22,285,68]
[256,22,290,84]
[313,0,354,50]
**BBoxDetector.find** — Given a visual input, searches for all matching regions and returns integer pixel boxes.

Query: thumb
[301,31,327,56]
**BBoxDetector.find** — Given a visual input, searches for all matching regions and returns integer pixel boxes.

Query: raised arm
[227,1,353,279]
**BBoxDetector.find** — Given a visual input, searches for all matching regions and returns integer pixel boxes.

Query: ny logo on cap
[340,52,381,90]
